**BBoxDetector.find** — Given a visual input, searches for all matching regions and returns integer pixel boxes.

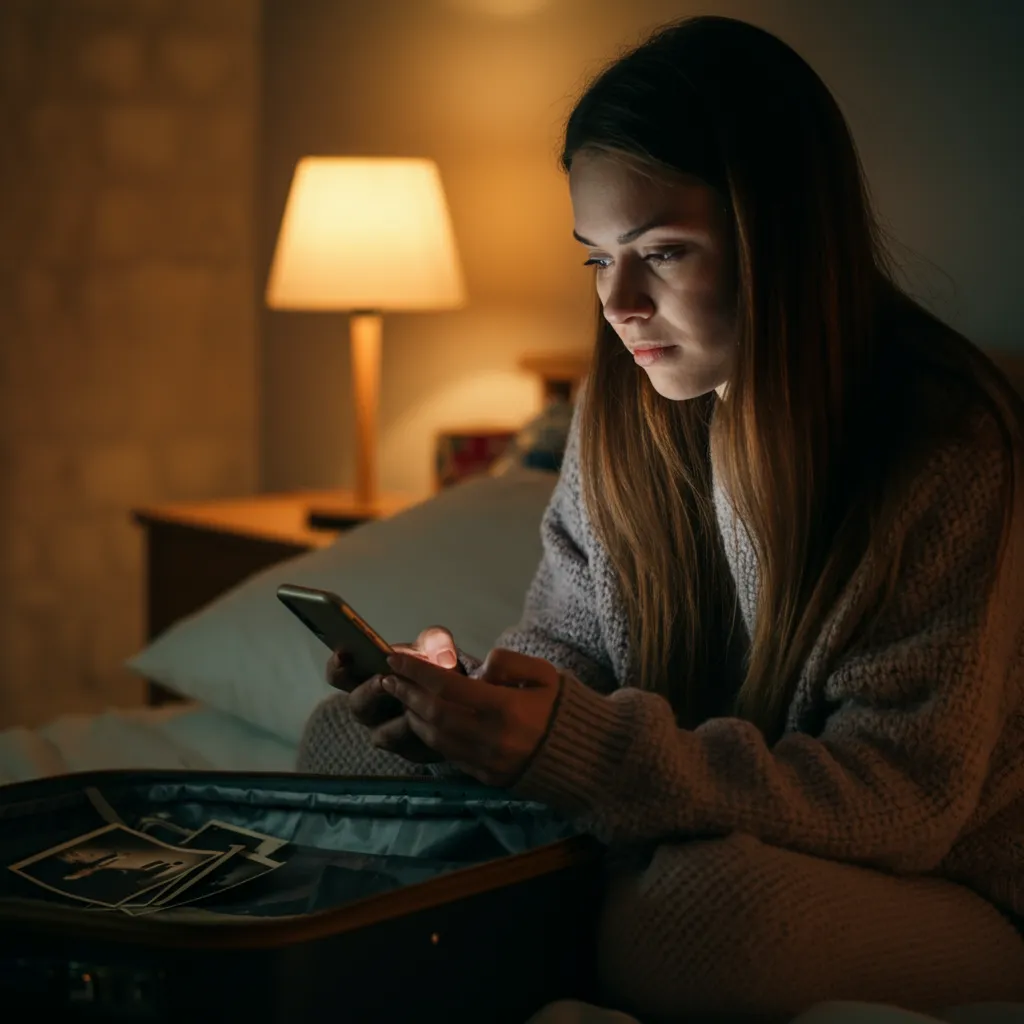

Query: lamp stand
[349,311,382,508]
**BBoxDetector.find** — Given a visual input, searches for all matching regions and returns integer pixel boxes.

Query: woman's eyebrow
[572,214,678,247]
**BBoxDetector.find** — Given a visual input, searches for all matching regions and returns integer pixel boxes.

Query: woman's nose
[602,270,654,324]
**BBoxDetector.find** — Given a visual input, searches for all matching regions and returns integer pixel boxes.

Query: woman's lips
[631,345,675,367]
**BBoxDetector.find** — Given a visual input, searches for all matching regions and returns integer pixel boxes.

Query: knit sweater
[298,406,1024,921]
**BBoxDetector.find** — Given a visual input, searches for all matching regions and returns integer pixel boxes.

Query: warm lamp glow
[265,156,467,508]
[266,157,466,311]
[447,0,553,15]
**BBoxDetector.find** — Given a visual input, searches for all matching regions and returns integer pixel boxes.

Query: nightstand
[130,490,420,705]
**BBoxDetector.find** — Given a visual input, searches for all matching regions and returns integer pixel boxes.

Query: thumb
[417,626,458,669]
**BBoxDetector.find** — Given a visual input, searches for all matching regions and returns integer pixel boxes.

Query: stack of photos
[8,817,287,915]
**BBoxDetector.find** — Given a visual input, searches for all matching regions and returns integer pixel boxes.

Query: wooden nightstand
[131,490,420,705]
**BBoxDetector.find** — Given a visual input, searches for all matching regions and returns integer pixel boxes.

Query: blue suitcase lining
[0,772,580,918]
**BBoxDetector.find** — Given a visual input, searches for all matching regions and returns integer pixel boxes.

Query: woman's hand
[326,625,463,693]
[376,648,562,787]
[326,626,464,764]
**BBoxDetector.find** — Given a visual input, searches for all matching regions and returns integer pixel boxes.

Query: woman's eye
[582,248,687,270]
[645,248,686,264]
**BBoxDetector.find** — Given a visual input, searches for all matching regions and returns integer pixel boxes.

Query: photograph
[136,817,197,847]
[181,820,288,858]
[9,823,222,908]
[144,844,248,908]
[160,850,283,910]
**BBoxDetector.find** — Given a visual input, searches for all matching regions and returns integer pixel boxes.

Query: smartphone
[276,584,393,685]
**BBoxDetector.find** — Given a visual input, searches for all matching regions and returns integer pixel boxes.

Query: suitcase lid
[0,769,601,947]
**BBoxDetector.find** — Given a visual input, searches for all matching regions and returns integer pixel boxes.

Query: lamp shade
[266,157,467,311]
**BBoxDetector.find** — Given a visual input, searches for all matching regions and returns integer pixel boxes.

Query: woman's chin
[645,368,722,402]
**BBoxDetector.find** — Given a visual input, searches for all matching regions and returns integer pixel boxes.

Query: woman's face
[569,150,737,401]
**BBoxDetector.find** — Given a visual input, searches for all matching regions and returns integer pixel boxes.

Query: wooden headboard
[518,351,591,403]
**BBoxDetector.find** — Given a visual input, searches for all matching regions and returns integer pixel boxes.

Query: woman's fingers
[376,651,563,785]
[381,673,515,780]
[391,628,461,672]
[399,710,491,779]
[390,642,425,659]
[348,675,404,727]
[383,650,565,785]
[326,627,462,695]
[382,673,489,731]
[399,705,520,787]
[369,713,443,764]
[386,654,499,707]
[416,626,460,670]
[326,649,355,690]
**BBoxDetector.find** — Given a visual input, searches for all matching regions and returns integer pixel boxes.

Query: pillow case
[126,468,557,746]
[489,398,574,477]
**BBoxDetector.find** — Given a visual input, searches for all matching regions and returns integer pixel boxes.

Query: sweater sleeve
[462,409,617,694]
[513,427,1022,874]
[295,690,437,778]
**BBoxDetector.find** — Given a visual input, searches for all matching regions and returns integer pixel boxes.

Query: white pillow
[126,469,556,746]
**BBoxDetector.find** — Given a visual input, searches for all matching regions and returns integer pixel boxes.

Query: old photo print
[9,823,220,908]
[181,820,287,858]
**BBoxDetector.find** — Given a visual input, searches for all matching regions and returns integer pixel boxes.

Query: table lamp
[266,156,466,511]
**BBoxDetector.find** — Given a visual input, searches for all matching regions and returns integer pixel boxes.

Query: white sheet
[0,702,298,786]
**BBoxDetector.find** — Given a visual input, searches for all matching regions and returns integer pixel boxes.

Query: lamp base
[350,312,382,507]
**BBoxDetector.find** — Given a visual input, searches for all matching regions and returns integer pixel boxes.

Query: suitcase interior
[0,769,604,1023]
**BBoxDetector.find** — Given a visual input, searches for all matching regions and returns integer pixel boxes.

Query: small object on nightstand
[304,492,416,532]
[306,510,371,532]
[435,428,517,490]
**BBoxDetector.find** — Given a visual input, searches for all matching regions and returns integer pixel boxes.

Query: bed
[0,703,299,785]
[0,466,562,785]
[0,353,588,786]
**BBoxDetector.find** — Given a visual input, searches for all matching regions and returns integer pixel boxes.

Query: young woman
[298,16,1024,1021]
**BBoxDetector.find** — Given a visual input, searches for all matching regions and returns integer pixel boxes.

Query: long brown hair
[563,17,1023,741]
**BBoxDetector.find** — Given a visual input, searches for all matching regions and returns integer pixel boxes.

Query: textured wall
[0,0,259,728]
[260,0,1024,497]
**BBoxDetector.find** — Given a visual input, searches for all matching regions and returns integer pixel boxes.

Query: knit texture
[593,832,1024,1020]
[504,409,1024,913]
[297,404,1024,1012]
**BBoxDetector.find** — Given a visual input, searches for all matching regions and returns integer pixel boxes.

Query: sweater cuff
[512,671,635,816]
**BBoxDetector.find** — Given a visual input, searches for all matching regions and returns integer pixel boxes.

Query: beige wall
[260,0,1024,496]
[0,0,1016,728]
[260,0,597,496]
[0,0,260,728]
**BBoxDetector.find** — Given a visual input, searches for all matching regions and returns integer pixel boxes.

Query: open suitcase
[0,769,604,1022]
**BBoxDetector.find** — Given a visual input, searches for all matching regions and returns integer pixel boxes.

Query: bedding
[490,396,575,476]
[0,701,296,786]
[0,467,556,789]
[126,467,558,745]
